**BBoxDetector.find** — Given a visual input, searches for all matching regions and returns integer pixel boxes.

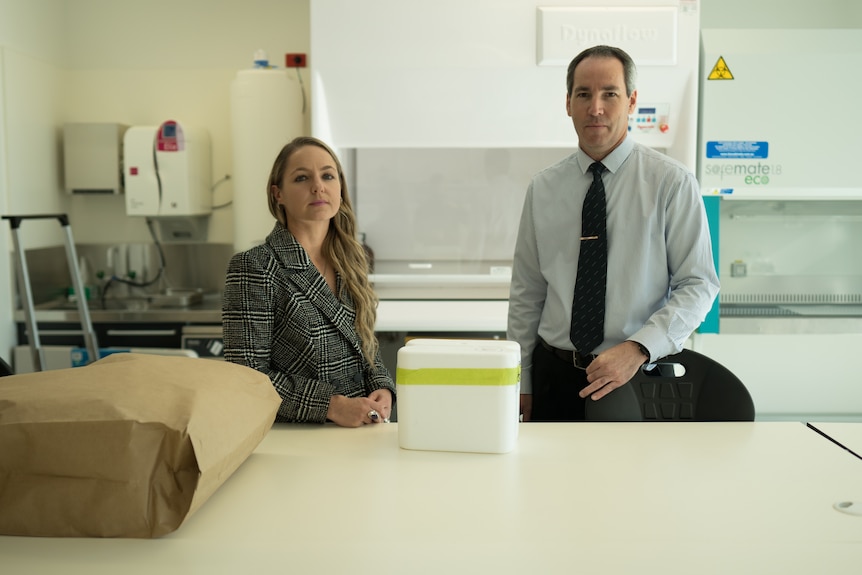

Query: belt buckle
[573,350,596,370]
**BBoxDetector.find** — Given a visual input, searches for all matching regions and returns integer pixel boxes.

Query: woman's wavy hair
[267,136,379,365]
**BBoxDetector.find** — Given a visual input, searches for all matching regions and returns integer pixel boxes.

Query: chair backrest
[585,349,755,422]
[0,356,12,377]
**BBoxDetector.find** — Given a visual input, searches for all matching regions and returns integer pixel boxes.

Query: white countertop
[375,299,509,332]
[2,422,860,574]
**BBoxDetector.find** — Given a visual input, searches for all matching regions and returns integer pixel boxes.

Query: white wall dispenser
[123,120,212,241]
[63,123,128,195]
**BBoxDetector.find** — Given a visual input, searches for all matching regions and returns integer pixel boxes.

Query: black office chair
[1,356,13,377]
[585,349,755,422]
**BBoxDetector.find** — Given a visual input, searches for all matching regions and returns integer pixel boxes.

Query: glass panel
[355,148,571,264]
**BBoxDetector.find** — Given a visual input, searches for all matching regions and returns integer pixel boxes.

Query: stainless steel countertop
[14,295,224,324]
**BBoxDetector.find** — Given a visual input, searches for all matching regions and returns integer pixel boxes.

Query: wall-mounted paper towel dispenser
[63,123,128,195]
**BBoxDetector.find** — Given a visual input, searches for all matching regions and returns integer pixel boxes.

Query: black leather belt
[539,338,596,369]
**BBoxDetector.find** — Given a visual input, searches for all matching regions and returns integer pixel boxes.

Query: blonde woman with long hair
[223,137,393,427]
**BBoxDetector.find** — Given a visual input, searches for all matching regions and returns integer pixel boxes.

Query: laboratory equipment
[124,120,212,218]
[311,0,702,295]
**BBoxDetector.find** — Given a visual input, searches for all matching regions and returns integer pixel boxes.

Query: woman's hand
[367,388,393,422]
[327,389,392,428]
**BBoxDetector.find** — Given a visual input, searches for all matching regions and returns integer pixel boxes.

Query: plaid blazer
[222,222,394,423]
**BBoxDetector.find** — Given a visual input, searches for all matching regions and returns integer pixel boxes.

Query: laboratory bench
[12,294,225,369]
[1,421,860,574]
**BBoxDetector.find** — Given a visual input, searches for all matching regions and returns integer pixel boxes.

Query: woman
[223,137,394,427]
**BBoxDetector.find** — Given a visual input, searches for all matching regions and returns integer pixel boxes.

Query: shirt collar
[577,135,634,175]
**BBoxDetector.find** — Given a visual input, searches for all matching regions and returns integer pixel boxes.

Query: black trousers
[530,342,589,422]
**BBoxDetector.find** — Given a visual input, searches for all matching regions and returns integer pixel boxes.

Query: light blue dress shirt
[507,136,719,393]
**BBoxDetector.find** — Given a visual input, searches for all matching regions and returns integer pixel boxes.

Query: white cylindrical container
[230,69,303,253]
[396,339,521,454]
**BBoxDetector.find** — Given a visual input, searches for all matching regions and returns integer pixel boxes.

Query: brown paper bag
[0,352,281,538]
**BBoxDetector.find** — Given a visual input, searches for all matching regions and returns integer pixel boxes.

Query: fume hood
[310,0,703,300]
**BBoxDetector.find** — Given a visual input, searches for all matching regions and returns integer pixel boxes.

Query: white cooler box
[396,339,521,454]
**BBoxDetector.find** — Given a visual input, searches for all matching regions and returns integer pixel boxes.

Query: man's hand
[578,341,648,401]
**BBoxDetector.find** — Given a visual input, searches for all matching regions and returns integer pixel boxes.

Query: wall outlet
[285,53,307,67]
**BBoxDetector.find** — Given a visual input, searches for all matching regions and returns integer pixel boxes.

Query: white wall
[0,0,68,247]
[701,0,862,28]
[0,0,66,61]
[60,0,311,245]
[0,0,67,363]
[60,67,241,244]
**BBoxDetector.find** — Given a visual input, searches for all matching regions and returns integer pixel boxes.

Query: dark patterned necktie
[570,162,607,354]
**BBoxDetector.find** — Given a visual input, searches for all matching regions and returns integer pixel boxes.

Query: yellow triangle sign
[708,56,734,80]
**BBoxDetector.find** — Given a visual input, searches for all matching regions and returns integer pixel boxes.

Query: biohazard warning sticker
[707,56,734,80]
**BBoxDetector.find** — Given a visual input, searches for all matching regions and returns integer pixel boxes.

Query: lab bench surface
[1,422,860,574]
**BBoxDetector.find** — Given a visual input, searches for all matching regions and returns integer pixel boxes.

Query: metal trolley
[2,214,100,372]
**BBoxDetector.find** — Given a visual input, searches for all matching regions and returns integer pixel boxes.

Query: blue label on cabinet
[706,141,769,159]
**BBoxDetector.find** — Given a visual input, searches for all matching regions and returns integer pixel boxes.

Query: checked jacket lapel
[266,225,363,355]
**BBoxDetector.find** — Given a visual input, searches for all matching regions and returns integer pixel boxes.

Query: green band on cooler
[396,367,520,386]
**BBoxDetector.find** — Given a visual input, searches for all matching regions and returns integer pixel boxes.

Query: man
[507,45,719,421]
